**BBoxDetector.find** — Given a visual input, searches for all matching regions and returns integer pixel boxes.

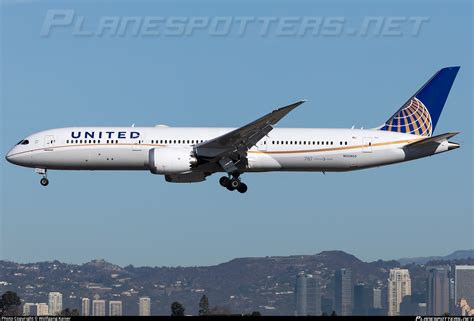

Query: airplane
[5,66,461,193]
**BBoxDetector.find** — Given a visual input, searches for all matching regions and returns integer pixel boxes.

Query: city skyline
[11,261,474,316]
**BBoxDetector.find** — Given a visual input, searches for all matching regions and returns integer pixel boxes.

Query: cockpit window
[21,140,29,145]
[17,140,24,145]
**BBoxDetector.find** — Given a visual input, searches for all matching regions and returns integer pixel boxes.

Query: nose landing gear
[219,174,248,193]
[40,178,49,186]
[35,168,49,187]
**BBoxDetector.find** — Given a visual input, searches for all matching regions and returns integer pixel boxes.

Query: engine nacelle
[149,147,198,175]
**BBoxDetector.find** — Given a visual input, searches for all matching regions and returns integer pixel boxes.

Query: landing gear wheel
[229,178,240,189]
[237,182,248,193]
[40,178,49,186]
[219,176,230,187]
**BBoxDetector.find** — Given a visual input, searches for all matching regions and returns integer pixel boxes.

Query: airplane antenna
[131,123,135,127]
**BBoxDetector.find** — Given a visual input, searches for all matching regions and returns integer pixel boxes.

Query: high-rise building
[334,268,353,316]
[139,297,151,316]
[295,272,321,316]
[455,266,474,307]
[23,303,36,316]
[449,278,457,314]
[321,297,334,315]
[109,301,122,316]
[399,295,427,316]
[388,268,411,316]
[353,283,373,315]
[427,266,450,315]
[82,298,90,316]
[36,303,49,316]
[373,288,382,309]
[48,292,63,315]
[92,299,106,316]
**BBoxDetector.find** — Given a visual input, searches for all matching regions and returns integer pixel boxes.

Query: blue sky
[1,0,472,267]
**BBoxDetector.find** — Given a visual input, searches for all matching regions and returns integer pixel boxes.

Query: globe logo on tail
[381,97,433,137]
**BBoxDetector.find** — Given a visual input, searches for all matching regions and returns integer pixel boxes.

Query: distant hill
[1,250,472,316]
[398,250,474,266]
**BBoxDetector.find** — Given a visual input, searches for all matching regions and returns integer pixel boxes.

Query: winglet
[270,100,306,125]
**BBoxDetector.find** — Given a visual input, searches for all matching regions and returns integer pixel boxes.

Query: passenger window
[345,141,348,145]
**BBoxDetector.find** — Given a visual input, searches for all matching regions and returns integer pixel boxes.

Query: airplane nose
[5,150,13,163]
[5,149,21,165]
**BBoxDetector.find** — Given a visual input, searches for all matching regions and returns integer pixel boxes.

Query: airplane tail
[379,66,460,137]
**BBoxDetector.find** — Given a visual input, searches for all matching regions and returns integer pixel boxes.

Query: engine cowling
[149,147,198,175]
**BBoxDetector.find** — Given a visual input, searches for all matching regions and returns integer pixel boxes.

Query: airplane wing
[194,100,306,167]
[404,132,459,148]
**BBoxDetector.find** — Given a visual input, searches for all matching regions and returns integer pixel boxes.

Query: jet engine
[149,147,198,175]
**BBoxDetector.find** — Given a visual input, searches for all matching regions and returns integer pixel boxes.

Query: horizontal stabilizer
[405,132,460,148]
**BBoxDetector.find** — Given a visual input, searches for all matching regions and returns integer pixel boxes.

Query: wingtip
[294,99,307,106]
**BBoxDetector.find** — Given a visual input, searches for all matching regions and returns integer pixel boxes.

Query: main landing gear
[219,174,248,193]
[36,168,49,187]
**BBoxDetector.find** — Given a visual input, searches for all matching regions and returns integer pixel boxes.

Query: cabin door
[44,135,55,151]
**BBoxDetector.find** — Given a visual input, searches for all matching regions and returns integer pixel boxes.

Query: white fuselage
[5,126,452,174]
